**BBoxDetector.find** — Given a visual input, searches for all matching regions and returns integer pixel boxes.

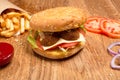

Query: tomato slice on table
[84,17,104,33]
[100,19,120,38]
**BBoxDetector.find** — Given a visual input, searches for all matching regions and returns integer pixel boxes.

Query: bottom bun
[32,41,85,59]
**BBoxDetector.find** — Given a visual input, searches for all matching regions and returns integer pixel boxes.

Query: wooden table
[0,0,120,80]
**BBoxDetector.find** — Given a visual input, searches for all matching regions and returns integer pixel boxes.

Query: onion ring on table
[107,42,120,56]
[111,54,120,69]
[118,49,120,54]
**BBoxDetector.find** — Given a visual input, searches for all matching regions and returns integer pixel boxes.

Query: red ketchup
[0,42,14,67]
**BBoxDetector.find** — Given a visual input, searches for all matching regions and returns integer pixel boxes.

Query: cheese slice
[42,33,85,50]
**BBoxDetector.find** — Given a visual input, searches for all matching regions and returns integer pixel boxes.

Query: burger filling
[40,28,80,46]
[27,27,86,52]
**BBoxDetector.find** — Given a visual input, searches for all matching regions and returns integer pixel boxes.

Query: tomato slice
[59,42,79,48]
[84,17,104,33]
[36,36,44,50]
[100,19,120,38]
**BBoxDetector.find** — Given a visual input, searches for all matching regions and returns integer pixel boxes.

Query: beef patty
[40,32,60,46]
[60,29,79,40]
[40,28,80,46]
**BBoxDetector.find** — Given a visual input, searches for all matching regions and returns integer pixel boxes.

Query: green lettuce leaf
[27,32,38,48]
[79,24,86,32]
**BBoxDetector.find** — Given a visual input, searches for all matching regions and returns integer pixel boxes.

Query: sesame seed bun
[33,42,85,59]
[30,7,87,32]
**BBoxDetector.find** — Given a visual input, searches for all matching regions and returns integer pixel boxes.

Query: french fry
[20,17,25,33]
[6,12,21,18]
[0,30,15,37]
[21,13,31,20]
[0,16,6,28]
[5,31,15,37]
[5,18,11,29]
[12,17,19,25]
[9,21,14,31]
[25,19,30,30]
[6,18,14,30]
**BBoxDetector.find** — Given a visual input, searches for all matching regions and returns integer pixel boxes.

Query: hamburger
[27,7,87,59]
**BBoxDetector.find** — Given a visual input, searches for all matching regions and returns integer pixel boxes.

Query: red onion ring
[111,54,120,69]
[118,49,120,54]
[107,42,120,55]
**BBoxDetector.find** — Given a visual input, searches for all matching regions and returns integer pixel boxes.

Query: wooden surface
[0,0,120,80]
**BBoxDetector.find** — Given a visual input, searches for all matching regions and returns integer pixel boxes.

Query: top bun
[30,7,87,32]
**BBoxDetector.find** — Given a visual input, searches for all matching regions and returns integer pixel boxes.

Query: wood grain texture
[0,0,120,80]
